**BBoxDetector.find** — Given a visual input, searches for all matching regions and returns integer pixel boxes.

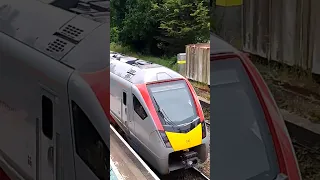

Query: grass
[111,43,178,72]
[202,107,210,121]
[188,79,210,102]
[189,79,210,91]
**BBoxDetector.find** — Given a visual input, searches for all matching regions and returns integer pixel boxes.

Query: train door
[131,93,149,148]
[121,90,130,134]
[125,89,134,134]
[38,88,56,180]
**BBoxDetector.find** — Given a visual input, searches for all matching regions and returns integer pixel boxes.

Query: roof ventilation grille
[135,60,153,66]
[60,25,84,39]
[127,68,136,75]
[46,39,67,53]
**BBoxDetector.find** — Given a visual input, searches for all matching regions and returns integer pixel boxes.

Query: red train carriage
[210,33,301,180]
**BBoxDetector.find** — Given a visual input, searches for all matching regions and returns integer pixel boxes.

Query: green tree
[110,0,128,43]
[153,0,210,55]
[118,0,161,54]
[110,0,128,28]
[210,0,216,32]
[110,0,210,56]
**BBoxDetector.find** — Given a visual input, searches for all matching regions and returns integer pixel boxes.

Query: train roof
[0,0,110,73]
[210,33,238,55]
[110,53,182,84]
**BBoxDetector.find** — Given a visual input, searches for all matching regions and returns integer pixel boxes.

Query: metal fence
[183,43,210,85]
[242,0,320,75]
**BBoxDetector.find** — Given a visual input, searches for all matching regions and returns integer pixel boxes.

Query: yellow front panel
[165,124,202,151]
[216,0,243,6]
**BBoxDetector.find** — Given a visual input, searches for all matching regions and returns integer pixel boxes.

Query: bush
[110,0,210,57]
[110,27,119,43]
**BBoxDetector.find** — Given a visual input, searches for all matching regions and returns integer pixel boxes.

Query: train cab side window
[133,95,147,120]
[42,96,53,140]
[72,101,109,180]
[123,92,127,105]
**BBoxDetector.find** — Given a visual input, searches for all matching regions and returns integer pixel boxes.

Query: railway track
[285,121,320,154]
[271,79,320,104]
[158,167,209,180]
[287,122,320,180]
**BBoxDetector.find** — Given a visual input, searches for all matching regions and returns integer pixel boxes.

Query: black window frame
[133,94,147,120]
[71,101,109,180]
[42,95,53,140]
[123,92,127,105]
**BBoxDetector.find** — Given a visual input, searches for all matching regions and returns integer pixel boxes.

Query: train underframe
[167,143,208,172]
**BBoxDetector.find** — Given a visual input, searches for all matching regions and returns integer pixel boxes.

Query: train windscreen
[210,58,279,180]
[147,80,198,126]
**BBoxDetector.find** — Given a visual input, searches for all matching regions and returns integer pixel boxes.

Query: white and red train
[0,0,110,180]
[211,33,301,180]
[109,52,210,175]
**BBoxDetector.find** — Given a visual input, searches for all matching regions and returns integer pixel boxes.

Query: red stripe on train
[80,67,116,124]
[184,78,205,122]
[136,84,164,131]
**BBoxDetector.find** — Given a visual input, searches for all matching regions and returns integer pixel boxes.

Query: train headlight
[158,130,172,148]
[201,121,207,139]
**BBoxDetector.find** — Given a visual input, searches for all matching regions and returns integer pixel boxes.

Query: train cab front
[146,78,209,174]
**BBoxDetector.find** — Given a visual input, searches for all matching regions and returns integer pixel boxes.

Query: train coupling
[181,151,199,168]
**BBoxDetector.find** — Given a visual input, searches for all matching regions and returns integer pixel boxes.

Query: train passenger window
[123,92,127,105]
[42,96,53,140]
[210,58,278,180]
[72,101,109,180]
[133,95,147,120]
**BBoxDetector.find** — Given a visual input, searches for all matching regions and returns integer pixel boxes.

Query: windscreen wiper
[152,97,176,128]
[162,108,178,128]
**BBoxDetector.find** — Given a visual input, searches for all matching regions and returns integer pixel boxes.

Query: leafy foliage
[210,0,216,33]
[111,0,210,56]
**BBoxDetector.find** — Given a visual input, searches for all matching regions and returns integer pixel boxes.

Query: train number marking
[27,155,32,167]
